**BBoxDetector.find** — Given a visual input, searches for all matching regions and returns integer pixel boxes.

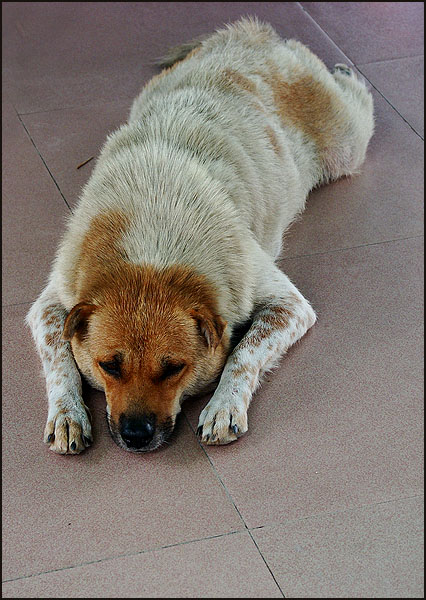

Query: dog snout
[120,414,156,449]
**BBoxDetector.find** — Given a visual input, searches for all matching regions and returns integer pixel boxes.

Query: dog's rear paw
[332,63,353,77]
[197,399,248,445]
[44,403,92,454]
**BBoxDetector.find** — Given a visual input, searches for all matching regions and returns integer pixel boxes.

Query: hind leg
[331,63,374,175]
[333,63,353,77]
[279,41,374,181]
[332,63,371,106]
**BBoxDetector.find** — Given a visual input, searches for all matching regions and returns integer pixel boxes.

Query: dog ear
[190,308,227,350]
[62,302,97,341]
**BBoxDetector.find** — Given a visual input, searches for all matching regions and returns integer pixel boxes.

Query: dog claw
[47,433,54,443]
[196,426,203,437]
[83,435,92,446]
[333,63,352,76]
[70,441,76,451]
[231,424,239,435]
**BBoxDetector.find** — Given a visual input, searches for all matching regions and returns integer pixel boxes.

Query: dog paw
[44,403,92,455]
[197,398,248,445]
[333,63,353,77]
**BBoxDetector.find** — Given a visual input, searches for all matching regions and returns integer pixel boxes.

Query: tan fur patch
[41,308,61,329]
[52,356,65,370]
[236,305,294,353]
[260,65,345,153]
[71,211,129,298]
[232,364,249,378]
[45,333,56,346]
[223,68,258,96]
[41,308,53,321]
[45,315,61,328]
[265,125,282,156]
[261,305,293,329]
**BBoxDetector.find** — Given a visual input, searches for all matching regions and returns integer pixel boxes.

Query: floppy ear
[190,308,227,350]
[62,302,97,341]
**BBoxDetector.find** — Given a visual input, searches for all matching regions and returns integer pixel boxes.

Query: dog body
[27,18,374,453]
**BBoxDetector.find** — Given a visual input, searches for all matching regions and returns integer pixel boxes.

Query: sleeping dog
[27,18,374,454]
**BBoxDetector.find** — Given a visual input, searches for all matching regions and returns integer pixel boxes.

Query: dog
[27,18,374,454]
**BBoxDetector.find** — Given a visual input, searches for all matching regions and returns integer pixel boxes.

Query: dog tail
[155,35,208,69]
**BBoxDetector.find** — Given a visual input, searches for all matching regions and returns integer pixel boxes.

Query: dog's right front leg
[26,284,92,454]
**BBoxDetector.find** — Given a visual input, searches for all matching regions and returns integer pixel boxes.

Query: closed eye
[159,361,186,381]
[99,358,121,378]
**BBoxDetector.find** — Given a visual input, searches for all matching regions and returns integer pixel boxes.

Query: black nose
[120,415,155,449]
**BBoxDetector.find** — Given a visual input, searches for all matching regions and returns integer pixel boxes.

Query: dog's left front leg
[197,262,316,445]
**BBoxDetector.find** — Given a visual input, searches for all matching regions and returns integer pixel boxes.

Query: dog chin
[117,438,165,453]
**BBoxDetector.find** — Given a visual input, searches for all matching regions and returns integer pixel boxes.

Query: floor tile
[2,304,243,580]
[20,102,131,208]
[3,2,352,114]
[252,496,424,598]
[301,2,424,64]
[2,102,69,306]
[184,237,424,527]
[359,55,424,138]
[2,531,282,598]
[2,2,152,114]
[282,87,424,258]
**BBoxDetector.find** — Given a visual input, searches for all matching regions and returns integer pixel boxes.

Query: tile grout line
[296,2,357,64]
[247,532,287,598]
[1,528,284,596]
[182,413,286,597]
[354,64,424,140]
[3,300,35,309]
[296,2,424,141]
[357,53,424,67]
[280,234,424,262]
[183,418,248,526]
[248,492,424,598]
[1,530,245,585]
[248,492,425,533]
[12,107,73,213]
[16,97,135,118]
[3,492,423,586]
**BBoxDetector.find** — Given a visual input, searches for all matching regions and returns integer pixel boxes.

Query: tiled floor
[2,2,423,598]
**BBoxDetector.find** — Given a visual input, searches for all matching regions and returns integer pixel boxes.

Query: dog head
[63,265,229,452]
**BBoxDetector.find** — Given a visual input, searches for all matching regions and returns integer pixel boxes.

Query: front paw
[44,402,92,455]
[197,395,249,445]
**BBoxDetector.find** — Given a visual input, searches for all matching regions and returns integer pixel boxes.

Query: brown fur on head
[63,264,229,452]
